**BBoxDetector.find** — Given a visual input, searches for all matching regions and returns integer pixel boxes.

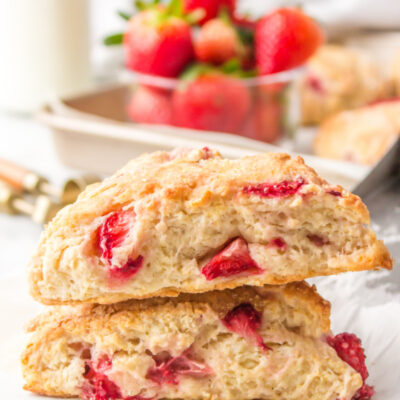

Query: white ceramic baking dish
[37,84,370,190]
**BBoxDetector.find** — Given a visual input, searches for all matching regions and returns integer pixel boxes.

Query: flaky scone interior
[28,148,391,304]
[22,282,370,400]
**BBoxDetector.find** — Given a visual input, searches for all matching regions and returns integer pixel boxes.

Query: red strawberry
[124,7,194,77]
[222,303,271,352]
[82,355,152,400]
[126,85,173,125]
[172,72,251,133]
[270,237,287,250]
[327,333,374,400]
[146,350,212,385]
[242,178,305,198]
[255,8,323,74]
[183,0,236,25]
[240,100,282,143]
[201,237,263,280]
[194,18,245,65]
[98,210,143,281]
[82,355,122,400]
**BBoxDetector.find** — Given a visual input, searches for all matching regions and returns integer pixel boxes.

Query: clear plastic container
[124,68,302,144]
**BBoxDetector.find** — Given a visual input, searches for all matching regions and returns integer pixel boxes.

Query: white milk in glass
[0,0,91,113]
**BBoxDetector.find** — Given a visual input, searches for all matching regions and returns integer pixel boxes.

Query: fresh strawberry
[146,350,212,385]
[327,333,374,400]
[126,85,173,125]
[194,17,246,65]
[98,210,144,281]
[222,303,271,352]
[201,237,263,280]
[240,100,282,143]
[255,8,323,74]
[172,70,251,133]
[124,4,194,77]
[183,0,236,25]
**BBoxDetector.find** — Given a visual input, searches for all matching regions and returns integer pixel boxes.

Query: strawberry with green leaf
[172,63,251,133]
[194,13,252,67]
[124,0,195,77]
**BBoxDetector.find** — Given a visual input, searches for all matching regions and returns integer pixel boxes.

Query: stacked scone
[22,148,392,400]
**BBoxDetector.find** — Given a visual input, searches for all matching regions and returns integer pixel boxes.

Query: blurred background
[1,0,400,273]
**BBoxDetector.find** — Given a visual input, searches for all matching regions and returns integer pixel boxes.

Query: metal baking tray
[353,137,400,275]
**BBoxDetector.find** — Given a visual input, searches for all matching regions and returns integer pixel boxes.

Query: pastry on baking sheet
[300,44,390,125]
[314,99,400,165]
[22,282,372,400]
[28,147,391,305]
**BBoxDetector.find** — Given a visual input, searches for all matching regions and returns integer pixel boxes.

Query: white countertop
[0,114,83,278]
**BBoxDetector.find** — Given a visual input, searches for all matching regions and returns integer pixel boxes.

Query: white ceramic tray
[37,84,370,191]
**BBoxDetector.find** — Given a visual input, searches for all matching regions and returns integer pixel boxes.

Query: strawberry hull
[125,69,300,144]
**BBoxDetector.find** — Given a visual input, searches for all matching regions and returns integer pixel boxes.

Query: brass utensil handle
[0,158,44,193]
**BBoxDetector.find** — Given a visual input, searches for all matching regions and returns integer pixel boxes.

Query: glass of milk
[0,0,91,114]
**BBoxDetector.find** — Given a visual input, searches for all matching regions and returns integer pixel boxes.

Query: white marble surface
[0,114,84,277]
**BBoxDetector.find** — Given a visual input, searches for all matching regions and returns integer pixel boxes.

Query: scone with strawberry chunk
[22,282,371,400]
[300,45,390,125]
[28,148,392,305]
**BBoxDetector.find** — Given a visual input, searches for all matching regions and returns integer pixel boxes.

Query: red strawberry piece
[327,189,342,197]
[82,355,122,400]
[327,333,374,400]
[146,350,212,385]
[222,303,271,352]
[107,256,144,282]
[201,237,263,280]
[270,237,287,250]
[306,74,325,94]
[126,85,173,125]
[172,73,251,133]
[98,210,143,281]
[82,355,151,400]
[240,99,282,143]
[255,8,323,74]
[352,385,375,400]
[194,18,245,65]
[183,0,236,25]
[124,8,194,77]
[242,178,305,198]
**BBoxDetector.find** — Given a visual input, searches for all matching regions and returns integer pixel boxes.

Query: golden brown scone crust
[23,282,337,398]
[26,282,331,336]
[314,100,400,165]
[28,148,392,305]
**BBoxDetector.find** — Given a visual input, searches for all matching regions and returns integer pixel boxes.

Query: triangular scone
[22,282,371,400]
[28,148,391,304]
